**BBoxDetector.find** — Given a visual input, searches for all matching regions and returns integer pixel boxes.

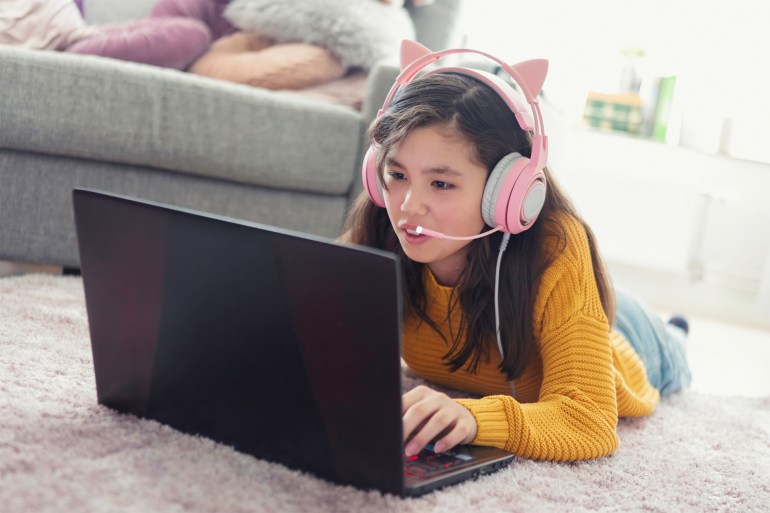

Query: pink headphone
[362,41,550,235]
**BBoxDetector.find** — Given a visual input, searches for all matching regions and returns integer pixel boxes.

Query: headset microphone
[410,226,502,240]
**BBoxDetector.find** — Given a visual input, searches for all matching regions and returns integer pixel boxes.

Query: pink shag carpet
[1,274,769,513]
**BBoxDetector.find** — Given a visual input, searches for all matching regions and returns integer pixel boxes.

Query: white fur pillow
[223,0,415,69]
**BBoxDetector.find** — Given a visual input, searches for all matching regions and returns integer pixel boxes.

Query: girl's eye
[386,171,406,181]
[432,180,454,190]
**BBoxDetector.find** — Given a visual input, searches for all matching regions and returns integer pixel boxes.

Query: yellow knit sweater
[402,214,660,462]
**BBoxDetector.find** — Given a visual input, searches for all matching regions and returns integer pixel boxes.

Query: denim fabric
[613,287,692,396]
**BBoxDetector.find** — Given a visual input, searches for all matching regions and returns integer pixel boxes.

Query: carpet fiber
[1,274,769,512]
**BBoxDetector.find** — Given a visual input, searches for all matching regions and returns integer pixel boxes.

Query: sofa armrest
[348,62,400,201]
[360,62,401,131]
[407,0,464,51]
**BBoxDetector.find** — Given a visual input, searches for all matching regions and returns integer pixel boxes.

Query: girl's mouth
[401,225,431,244]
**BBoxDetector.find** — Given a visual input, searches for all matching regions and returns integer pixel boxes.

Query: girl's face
[382,124,488,286]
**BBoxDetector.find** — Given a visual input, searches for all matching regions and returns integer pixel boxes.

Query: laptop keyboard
[403,444,473,478]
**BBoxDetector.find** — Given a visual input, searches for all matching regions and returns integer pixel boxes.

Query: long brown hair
[342,73,614,380]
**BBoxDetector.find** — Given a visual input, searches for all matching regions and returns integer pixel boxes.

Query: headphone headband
[378,46,547,140]
[389,48,538,100]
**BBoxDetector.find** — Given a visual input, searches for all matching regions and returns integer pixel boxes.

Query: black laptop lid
[73,189,405,495]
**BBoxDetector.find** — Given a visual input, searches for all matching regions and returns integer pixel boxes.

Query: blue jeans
[613,288,692,396]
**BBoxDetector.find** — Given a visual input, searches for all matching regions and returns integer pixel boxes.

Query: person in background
[0,0,434,88]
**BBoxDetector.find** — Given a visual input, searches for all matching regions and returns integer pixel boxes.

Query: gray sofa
[0,0,462,268]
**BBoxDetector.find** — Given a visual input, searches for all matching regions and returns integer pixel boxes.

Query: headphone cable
[494,232,511,360]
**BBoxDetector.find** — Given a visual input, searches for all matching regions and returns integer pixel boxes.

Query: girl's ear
[510,59,548,99]
[400,40,432,71]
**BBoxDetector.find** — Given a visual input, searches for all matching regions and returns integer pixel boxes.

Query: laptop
[72,188,515,497]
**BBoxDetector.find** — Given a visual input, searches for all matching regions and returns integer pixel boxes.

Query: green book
[652,76,677,142]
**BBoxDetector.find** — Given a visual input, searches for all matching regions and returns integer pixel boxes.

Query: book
[652,76,677,142]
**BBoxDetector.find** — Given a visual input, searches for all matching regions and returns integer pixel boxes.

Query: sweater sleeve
[455,216,620,461]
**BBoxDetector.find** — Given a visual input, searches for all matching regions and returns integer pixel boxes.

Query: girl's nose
[400,187,428,215]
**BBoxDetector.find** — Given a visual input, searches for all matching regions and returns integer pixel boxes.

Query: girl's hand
[402,385,477,456]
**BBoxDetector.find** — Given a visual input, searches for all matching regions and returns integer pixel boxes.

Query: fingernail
[405,442,418,456]
[433,442,445,453]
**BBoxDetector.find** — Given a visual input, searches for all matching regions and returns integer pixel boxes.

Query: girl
[341,42,691,462]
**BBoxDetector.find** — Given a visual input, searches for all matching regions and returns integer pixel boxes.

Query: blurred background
[457,0,770,331]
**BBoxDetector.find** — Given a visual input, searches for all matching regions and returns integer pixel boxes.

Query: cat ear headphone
[361,40,550,236]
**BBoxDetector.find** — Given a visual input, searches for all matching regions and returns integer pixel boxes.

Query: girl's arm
[456,216,621,461]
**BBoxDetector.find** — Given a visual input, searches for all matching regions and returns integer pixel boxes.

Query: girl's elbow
[581,423,620,460]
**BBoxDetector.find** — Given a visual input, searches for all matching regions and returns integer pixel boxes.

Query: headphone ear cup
[481,154,512,228]
[481,152,525,231]
[519,176,547,227]
[482,152,547,234]
[361,145,385,207]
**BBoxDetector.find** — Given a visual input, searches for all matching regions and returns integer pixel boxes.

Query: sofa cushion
[223,0,414,70]
[0,45,363,195]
